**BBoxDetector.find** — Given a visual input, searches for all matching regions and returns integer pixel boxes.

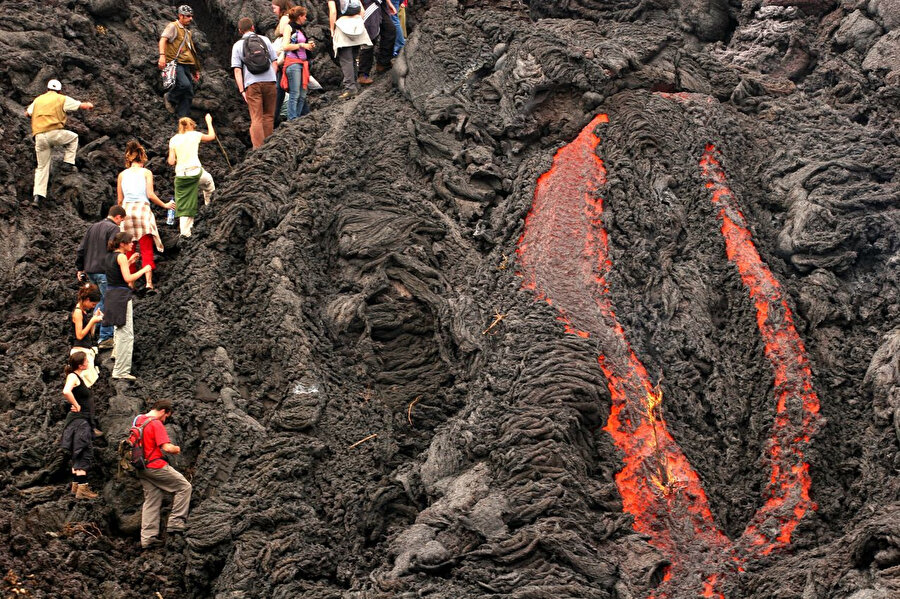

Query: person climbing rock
[280,6,315,120]
[271,0,295,128]
[231,17,279,148]
[159,5,201,118]
[25,79,94,207]
[168,115,216,237]
[357,0,396,85]
[76,205,127,350]
[133,400,192,549]
[69,283,103,387]
[102,232,152,381]
[60,351,102,500]
[329,0,372,99]
[117,141,174,293]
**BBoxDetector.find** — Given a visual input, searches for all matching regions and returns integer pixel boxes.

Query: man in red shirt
[134,399,192,549]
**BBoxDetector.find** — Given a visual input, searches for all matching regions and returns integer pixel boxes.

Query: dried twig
[482,311,507,335]
[498,255,509,270]
[61,521,103,538]
[407,396,421,426]
[348,433,378,449]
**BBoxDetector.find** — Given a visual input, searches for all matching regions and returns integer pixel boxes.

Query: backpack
[242,34,271,75]
[117,416,154,474]
[340,0,362,16]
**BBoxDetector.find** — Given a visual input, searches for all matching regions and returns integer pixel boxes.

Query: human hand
[170,445,181,455]
[77,271,86,281]
[71,402,81,413]
[205,113,213,125]
[192,71,200,82]
[166,200,176,210]
[127,253,140,264]
[158,57,166,70]
[84,102,95,110]
[92,310,103,322]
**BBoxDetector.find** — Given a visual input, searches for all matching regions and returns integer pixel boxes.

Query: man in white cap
[25,80,94,207]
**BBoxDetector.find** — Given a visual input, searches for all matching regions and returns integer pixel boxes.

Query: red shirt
[134,414,170,469]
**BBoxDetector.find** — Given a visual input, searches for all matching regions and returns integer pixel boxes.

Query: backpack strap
[171,22,189,64]
[133,415,166,466]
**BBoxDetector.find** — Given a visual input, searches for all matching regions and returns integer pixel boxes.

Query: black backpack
[242,34,271,75]
[117,416,154,474]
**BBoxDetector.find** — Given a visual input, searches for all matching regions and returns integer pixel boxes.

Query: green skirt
[174,173,201,218]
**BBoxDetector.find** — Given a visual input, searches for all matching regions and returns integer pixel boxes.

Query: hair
[65,351,87,375]
[124,140,148,167]
[287,6,306,21]
[177,117,197,134]
[272,0,294,15]
[77,283,101,305]
[108,231,134,252]
[238,17,254,33]
[152,399,174,414]
[108,205,127,218]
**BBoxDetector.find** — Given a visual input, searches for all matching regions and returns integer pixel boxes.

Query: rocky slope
[1,0,899,597]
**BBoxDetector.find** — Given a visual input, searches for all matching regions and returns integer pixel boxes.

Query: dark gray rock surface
[0,0,898,597]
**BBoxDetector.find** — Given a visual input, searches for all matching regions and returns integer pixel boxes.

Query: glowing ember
[517,115,821,597]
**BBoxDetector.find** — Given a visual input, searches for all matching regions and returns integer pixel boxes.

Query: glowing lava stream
[516,115,821,596]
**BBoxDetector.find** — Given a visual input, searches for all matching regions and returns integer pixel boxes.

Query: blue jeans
[286,63,308,120]
[87,273,114,341]
[168,63,194,118]
[392,14,405,56]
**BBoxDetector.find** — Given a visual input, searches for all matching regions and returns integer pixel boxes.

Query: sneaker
[163,94,175,114]
[145,287,158,296]
[142,538,164,550]
[98,339,115,350]
[112,373,137,381]
[58,162,78,174]
[338,90,356,100]
[357,74,374,85]
[31,195,45,207]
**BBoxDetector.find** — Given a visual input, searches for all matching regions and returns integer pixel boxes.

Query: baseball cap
[47,79,62,91]
[178,5,194,16]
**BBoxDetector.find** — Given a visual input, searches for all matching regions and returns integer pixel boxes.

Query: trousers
[245,81,277,149]
[111,300,133,377]
[33,129,78,197]
[138,464,192,546]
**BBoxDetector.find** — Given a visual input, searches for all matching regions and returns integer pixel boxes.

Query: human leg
[87,273,114,342]
[199,170,215,205]
[286,63,302,120]
[179,216,194,237]
[338,47,358,93]
[140,465,193,531]
[376,16,396,69]
[260,82,277,141]
[33,134,52,198]
[138,475,166,546]
[358,44,375,78]
[171,64,194,118]
[245,83,265,149]
[392,13,405,56]
[138,234,155,287]
[274,69,285,128]
[111,300,133,377]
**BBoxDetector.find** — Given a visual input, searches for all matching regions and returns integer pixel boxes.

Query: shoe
[98,339,115,350]
[31,195,45,207]
[163,94,175,114]
[145,287,158,296]
[375,63,392,73]
[357,74,374,85]
[142,538,164,550]
[167,527,185,535]
[338,91,355,100]
[74,483,99,500]
[93,428,104,437]
[112,373,137,381]
[58,162,78,174]
[70,482,77,495]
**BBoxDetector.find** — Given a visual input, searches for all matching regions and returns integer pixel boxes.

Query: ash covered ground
[1,0,899,597]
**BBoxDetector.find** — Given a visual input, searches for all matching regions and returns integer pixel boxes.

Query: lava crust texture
[1,0,899,598]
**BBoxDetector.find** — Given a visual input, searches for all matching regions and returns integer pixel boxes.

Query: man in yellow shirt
[25,80,94,207]
[158,5,201,118]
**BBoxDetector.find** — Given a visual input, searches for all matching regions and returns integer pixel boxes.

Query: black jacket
[75,218,120,273]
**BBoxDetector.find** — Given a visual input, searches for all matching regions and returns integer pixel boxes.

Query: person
[70,283,103,387]
[102,232,152,381]
[133,399,191,549]
[231,17,279,148]
[168,115,216,237]
[329,0,372,99]
[158,5,201,118]
[393,0,406,57]
[76,205,127,350]
[357,0,396,85]
[60,351,102,499]
[281,6,316,120]
[25,80,94,207]
[271,0,295,127]
[117,141,174,292]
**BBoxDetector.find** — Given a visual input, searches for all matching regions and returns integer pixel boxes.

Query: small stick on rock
[348,433,378,449]
[482,311,507,335]
[407,396,421,426]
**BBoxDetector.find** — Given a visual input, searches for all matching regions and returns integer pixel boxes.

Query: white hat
[47,79,62,91]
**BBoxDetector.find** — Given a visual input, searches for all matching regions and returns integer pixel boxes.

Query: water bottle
[166,196,175,226]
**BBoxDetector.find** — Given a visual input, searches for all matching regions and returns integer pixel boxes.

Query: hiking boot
[70,482,78,495]
[375,63,392,73]
[58,162,77,174]
[357,74,374,85]
[163,94,175,114]
[142,537,164,550]
[74,483,99,500]
[338,90,356,100]
[31,195,45,207]
[97,339,115,350]
[167,527,186,535]
[112,373,137,381]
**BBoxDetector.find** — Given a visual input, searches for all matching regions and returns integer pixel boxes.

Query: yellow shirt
[28,91,81,137]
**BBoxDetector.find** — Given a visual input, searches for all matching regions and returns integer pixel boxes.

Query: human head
[287,6,306,23]
[108,204,126,225]
[177,117,197,134]
[238,17,254,34]
[177,4,193,25]
[108,231,134,252]
[271,0,294,16]
[124,140,148,167]
[47,79,62,91]
[77,283,101,307]
[65,351,88,375]
[151,399,174,421]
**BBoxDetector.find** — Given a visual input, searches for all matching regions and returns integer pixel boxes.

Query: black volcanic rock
[1,0,899,598]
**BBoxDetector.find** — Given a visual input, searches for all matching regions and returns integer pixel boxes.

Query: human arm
[233,67,247,103]
[158,25,172,69]
[329,1,337,35]
[167,141,177,166]
[200,113,215,142]
[62,374,81,412]
[75,231,88,273]
[73,307,102,340]
[116,172,124,205]
[387,0,397,15]
[145,169,175,210]
[25,101,35,117]
[117,252,150,283]
[161,442,181,454]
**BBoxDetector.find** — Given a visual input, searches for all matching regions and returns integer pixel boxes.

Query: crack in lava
[516,115,821,597]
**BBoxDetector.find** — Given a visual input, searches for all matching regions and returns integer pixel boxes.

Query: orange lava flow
[517,115,733,597]
[700,145,822,557]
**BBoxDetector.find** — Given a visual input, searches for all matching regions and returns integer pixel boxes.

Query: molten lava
[517,115,821,597]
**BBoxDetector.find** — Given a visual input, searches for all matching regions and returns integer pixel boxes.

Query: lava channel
[516,116,822,597]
